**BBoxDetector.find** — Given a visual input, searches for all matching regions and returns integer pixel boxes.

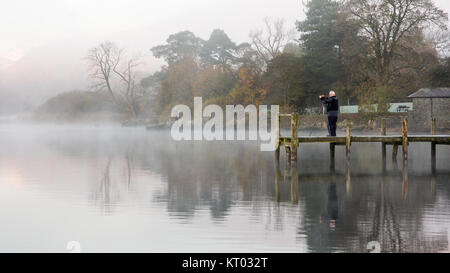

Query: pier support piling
[402,118,408,163]
[290,113,299,163]
[402,118,408,200]
[345,122,351,167]
[273,113,449,172]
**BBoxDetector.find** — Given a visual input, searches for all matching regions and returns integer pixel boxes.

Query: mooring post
[330,143,336,172]
[431,118,436,174]
[401,118,408,200]
[346,121,351,167]
[381,118,387,173]
[290,113,299,163]
[402,118,408,162]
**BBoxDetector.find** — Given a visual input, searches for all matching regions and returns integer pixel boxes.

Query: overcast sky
[0,0,449,105]
[1,0,449,61]
[0,0,305,61]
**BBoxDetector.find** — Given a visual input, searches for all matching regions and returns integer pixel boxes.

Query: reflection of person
[319,91,339,137]
[327,181,338,230]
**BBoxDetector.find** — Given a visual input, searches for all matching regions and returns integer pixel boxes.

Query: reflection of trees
[90,149,136,213]
[42,128,450,252]
[148,141,275,220]
[288,169,450,252]
[98,156,113,205]
[370,176,403,252]
[366,173,449,252]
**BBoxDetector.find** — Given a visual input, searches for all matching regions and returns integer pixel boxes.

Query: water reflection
[0,125,449,252]
[271,144,449,252]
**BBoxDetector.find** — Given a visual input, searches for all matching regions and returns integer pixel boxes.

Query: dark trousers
[328,116,338,136]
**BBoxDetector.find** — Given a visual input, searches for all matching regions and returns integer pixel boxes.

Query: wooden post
[402,118,408,162]
[402,118,408,199]
[290,113,299,163]
[345,121,351,167]
[381,118,387,173]
[431,118,436,174]
[330,143,336,172]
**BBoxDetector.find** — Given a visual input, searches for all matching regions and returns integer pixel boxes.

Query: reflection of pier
[273,165,442,204]
[274,162,298,204]
[272,162,444,252]
[276,114,450,174]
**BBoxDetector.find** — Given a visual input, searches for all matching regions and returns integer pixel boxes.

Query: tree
[297,0,346,103]
[344,0,448,86]
[193,66,235,103]
[425,26,450,57]
[200,29,250,73]
[250,17,295,68]
[263,52,306,110]
[151,31,204,65]
[336,14,372,105]
[429,57,450,87]
[156,56,200,119]
[229,66,267,106]
[388,27,440,99]
[86,41,142,119]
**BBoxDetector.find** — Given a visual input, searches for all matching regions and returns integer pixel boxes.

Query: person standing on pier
[319,91,339,137]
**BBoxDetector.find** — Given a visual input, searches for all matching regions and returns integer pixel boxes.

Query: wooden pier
[275,113,450,172]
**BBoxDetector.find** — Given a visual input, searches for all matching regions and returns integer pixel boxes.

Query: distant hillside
[33,90,125,123]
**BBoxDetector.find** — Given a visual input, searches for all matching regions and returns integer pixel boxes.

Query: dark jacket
[320,96,339,116]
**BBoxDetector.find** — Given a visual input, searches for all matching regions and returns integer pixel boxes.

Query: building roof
[408,88,450,98]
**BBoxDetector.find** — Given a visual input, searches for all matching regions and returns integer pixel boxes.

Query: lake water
[0,124,449,253]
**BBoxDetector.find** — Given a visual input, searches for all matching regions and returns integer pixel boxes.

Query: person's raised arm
[320,95,331,104]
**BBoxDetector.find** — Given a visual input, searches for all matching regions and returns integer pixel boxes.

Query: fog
[0,0,303,114]
[0,0,449,253]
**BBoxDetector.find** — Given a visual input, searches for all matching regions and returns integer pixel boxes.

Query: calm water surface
[0,124,449,252]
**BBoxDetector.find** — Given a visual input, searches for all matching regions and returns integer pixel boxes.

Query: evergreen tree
[297,0,346,105]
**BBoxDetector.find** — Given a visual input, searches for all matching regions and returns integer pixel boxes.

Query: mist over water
[0,124,448,252]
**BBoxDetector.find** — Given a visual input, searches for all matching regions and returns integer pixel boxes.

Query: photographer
[319,91,339,137]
